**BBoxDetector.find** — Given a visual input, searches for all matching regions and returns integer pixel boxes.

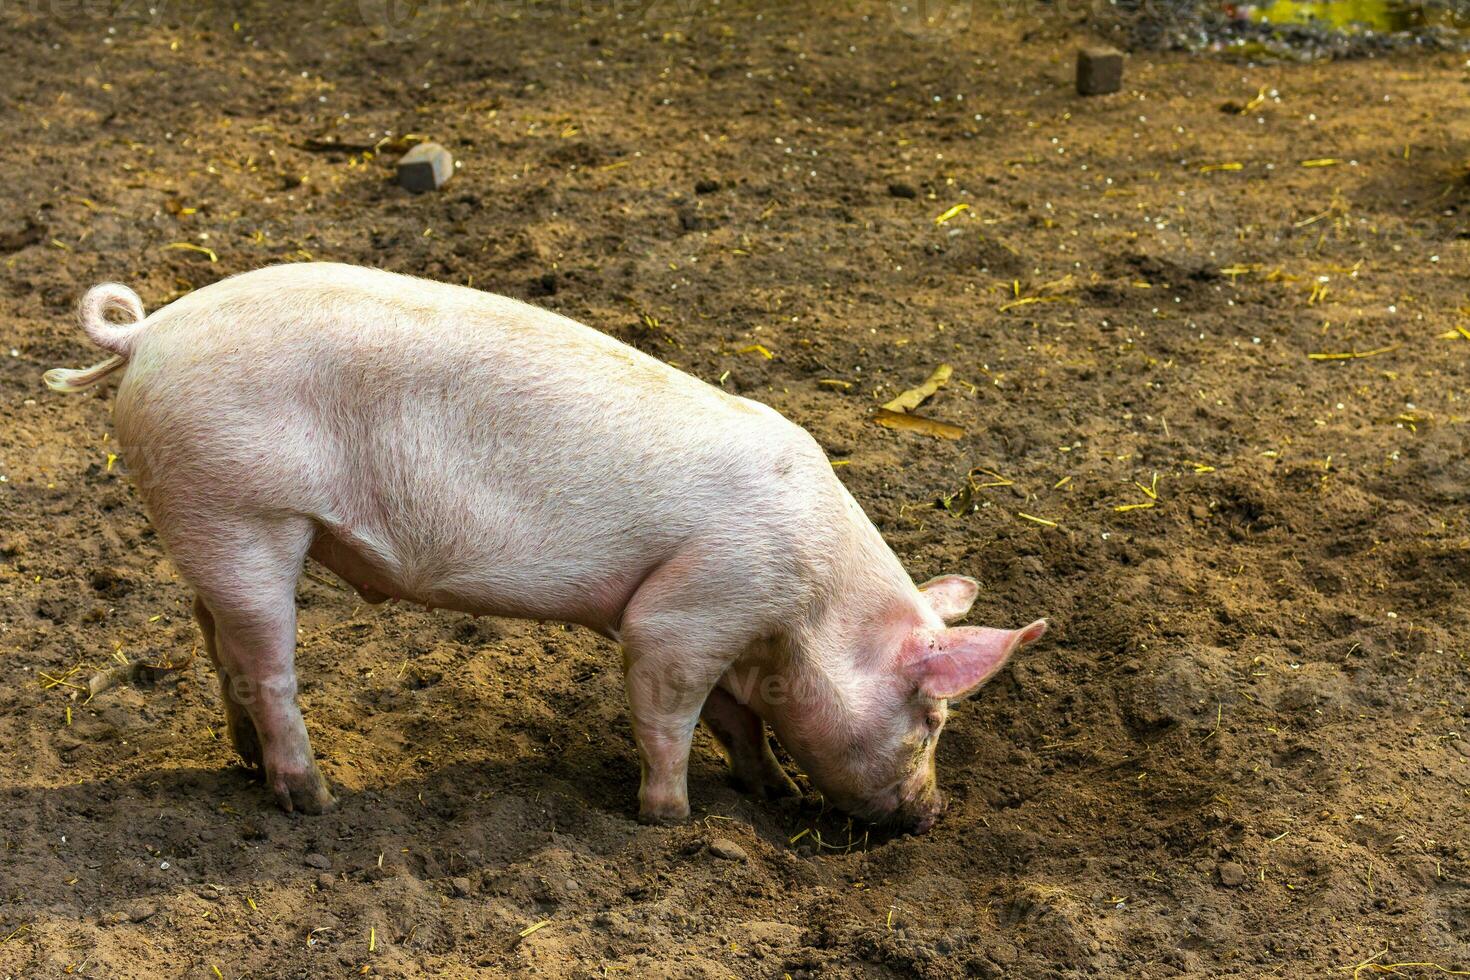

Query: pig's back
[114,264,838,626]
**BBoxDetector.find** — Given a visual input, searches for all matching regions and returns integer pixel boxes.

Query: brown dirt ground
[2,1,1470,977]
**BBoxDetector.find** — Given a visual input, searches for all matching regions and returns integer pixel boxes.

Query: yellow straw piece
[162,242,219,262]
[934,203,969,225]
[1308,346,1398,361]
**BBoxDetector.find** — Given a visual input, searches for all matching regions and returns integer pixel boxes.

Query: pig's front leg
[702,686,800,799]
[620,565,750,823]
[622,648,717,824]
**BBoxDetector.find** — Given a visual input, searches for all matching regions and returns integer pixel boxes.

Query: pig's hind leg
[193,596,263,771]
[701,687,799,799]
[167,515,336,814]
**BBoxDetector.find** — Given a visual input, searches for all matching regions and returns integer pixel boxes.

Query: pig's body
[47,263,1046,829]
[118,263,864,635]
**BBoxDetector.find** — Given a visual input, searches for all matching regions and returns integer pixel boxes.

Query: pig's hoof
[756,769,801,800]
[637,801,691,826]
[730,759,800,800]
[269,762,337,815]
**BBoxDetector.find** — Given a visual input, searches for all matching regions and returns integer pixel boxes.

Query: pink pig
[46,263,1046,831]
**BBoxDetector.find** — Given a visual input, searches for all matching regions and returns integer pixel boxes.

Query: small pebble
[397,141,455,193]
[304,852,332,870]
[450,876,473,897]
[708,838,749,862]
[1217,861,1247,887]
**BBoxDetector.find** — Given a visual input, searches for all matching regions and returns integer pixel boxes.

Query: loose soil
[2,2,1469,977]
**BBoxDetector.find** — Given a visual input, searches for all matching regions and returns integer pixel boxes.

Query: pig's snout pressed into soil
[905,793,946,836]
[892,780,947,835]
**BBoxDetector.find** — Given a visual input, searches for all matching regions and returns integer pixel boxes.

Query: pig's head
[762,575,1046,834]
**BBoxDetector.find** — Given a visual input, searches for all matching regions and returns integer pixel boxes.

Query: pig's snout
[895,783,947,835]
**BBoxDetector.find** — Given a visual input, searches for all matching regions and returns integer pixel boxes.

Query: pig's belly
[306,525,648,639]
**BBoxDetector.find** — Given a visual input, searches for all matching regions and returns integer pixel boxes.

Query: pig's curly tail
[43,283,147,393]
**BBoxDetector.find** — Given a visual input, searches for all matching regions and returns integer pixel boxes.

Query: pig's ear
[918,575,980,624]
[905,620,1048,700]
